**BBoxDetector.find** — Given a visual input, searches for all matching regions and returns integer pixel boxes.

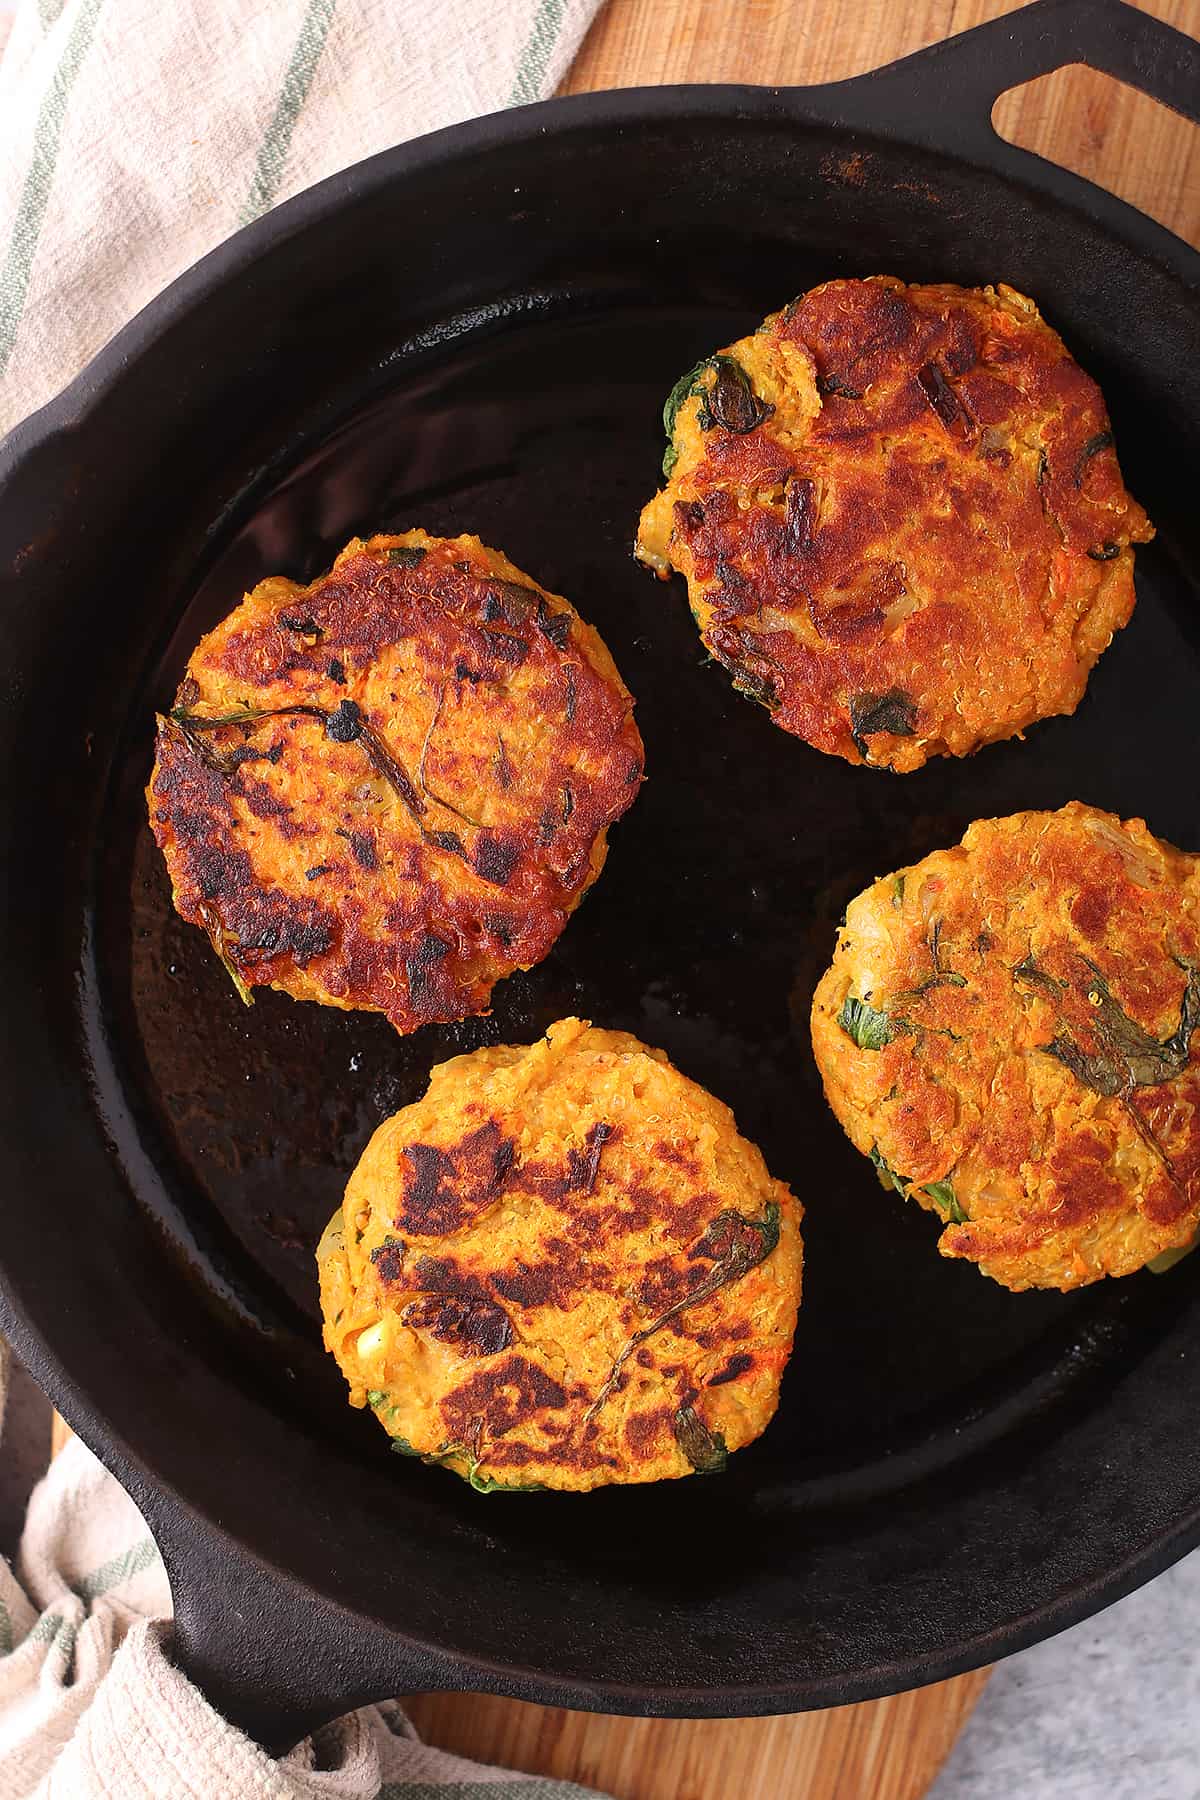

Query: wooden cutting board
[52,4,1199,1794]
[403,2,1200,1796]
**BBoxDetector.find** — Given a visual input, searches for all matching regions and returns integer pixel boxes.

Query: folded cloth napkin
[0,0,601,435]
[0,1351,604,1795]
[0,0,610,1785]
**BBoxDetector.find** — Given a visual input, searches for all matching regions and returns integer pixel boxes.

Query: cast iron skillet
[1,0,1199,1755]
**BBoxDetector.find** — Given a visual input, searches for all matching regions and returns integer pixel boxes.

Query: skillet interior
[2,95,1200,1715]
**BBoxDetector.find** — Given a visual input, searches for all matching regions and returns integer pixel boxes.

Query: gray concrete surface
[931,1552,1200,1800]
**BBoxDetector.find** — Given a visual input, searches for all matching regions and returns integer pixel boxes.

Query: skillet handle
[829,0,1200,157]
[141,1486,471,1758]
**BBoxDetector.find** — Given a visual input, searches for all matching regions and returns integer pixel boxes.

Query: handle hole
[992,63,1199,247]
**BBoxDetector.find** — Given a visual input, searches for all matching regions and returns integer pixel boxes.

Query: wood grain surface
[406,3,1200,1795]
[563,0,1200,248]
[49,4,1200,1796]
[405,1674,995,1800]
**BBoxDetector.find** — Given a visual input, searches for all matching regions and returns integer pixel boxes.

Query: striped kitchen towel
[0,1348,604,1795]
[0,0,602,437]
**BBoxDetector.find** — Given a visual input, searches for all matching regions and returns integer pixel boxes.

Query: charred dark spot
[709,1352,754,1387]
[536,597,572,650]
[237,924,281,954]
[714,553,748,594]
[484,913,513,948]
[636,1254,705,1314]
[397,1120,515,1236]
[324,698,363,743]
[480,628,529,665]
[493,1137,516,1186]
[1071,885,1112,938]
[370,1237,406,1283]
[441,1355,569,1442]
[454,660,485,685]
[492,1234,595,1309]
[782,477,817,554]
[327,658,346,683]
[280,614,322,637]
[656,1142,700,1177]
[915,361,973,437]
[399,1146,453,1230]
[405,931,451,1001]
[1088,542,1121,562]
[427,830,465,856]
[187,834,251,899]
[484,1433,618,1474]
[348,831,377,871]
[305,864,332,881]
[265,742,284,765]
[849,688,918,758]
[674,499,706,532]
[921,358,978,439]
[973,929,994,955]
[403,1291,512,1358]
[625,1408,671,1458]
[409,1254,489,1299]
[484,580,537,625]
[386,545,427,567]
[816,371,862,400]
[234,774,292,821]
[493,737,514,790]
[566,1121,613,1194]
[215,742,266,774]
[176,674,201,708]
[476,833,519,887]
[285,920,335,965]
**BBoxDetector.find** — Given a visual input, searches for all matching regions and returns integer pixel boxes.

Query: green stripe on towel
[239,0,339,225]
[508,0,566,106]
[0,0,106,376]
[77,1535,159,1601]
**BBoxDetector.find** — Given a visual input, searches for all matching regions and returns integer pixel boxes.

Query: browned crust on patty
[636,278,1153,771]
[811,804,1200,1289]
[318,1020,803,1489]
[147,532,644,1032]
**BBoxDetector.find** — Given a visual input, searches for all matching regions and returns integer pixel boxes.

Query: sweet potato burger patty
[317,1018,803,1490]
[636,277,1153,771]
[148,533,644,1033]
[811,804,1200,1291]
